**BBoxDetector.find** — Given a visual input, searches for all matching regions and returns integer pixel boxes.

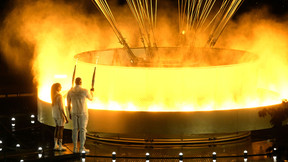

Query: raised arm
[87,89,94,101]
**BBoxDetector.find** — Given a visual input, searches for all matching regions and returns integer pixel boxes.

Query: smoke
[1,0,288,100]
[217,7,288,98]
[0,0,118,86]
[0,0,179,83]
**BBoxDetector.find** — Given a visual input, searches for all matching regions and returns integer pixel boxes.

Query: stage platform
[0,95,288,161]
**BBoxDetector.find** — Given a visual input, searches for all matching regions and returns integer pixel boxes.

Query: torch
[91,56,99,91]
[71,58,78,88]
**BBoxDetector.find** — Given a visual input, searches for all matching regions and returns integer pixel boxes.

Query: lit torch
[91,56,99,91]
[71,58,78,88]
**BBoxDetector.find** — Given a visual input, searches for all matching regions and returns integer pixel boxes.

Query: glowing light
[148,105,163,111]
[54,74,67,79]
[146,152,150,160]
[112,151,116,160]
[126,102,138,111]
[26,1,287,113]
[181,105,194,111]
[16,144,20,148]
[11,117,15,121]
[0,0,286,116]
[273,156,277,162]
[212,152,216,159]
[244,150,248,159]
[37,60,284,112]
[179,152,183,160]
[108,102,122,111]
[31,114,35,118]
[181,30,185,35]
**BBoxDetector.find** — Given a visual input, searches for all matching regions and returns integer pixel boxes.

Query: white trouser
[71,114,88,149]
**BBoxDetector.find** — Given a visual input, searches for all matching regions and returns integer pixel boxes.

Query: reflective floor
[0,96,288,162]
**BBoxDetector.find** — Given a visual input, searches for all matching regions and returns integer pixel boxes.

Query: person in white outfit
[67,77,93,153]
[51,83,68,151]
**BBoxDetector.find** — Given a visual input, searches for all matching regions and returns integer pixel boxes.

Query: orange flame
[0,1,287,111]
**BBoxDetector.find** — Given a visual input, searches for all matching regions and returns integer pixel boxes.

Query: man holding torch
[67,77,93,153]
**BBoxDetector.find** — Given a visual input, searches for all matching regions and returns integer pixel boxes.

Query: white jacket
[67,85,93,115]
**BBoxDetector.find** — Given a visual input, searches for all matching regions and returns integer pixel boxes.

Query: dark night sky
[0,0,287,93]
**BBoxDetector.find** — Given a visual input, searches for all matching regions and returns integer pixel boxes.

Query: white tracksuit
[52,92,66,126]
[67,85,92,150]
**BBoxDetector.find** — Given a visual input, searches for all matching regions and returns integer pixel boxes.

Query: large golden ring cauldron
[38,47,278,143]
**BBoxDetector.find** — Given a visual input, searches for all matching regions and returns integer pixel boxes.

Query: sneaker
[58,146,66,151]
[79,148,90,154]
[53,144,59,151]
[73,147,78,153]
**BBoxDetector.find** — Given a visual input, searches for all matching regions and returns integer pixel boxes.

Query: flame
[34,4,287,112]
[38,59,282,111]
[0,1,287,112]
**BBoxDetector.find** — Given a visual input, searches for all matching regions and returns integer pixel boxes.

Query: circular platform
[37,47,281,144]
[38,98,280,144]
